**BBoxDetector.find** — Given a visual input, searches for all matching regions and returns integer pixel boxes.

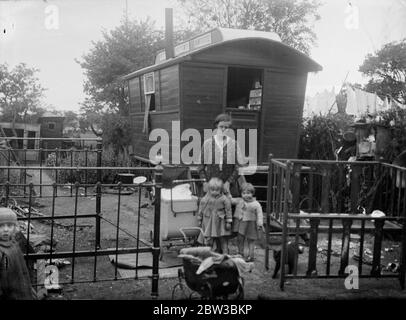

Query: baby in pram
[177,246,253,299]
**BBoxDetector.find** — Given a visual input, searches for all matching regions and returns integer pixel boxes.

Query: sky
[1,0,406,112]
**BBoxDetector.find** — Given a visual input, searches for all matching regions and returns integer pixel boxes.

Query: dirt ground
[18,179,406,300]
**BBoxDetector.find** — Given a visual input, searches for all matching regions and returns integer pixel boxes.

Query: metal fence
[0,137,103,197]
[265,156,406,290]
[0,137,165,298]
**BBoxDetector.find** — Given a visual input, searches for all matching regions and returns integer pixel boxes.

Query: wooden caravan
[123,28,322,164]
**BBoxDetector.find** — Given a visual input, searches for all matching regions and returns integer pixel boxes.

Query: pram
[155,165,204,249]
[172,247,245,300]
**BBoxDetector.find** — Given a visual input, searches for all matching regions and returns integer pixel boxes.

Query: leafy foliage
[364,106,406,161]
[359,39,406,104]
[100,112,134,154]
[77,18,164,113]
[176,0,321,54]
[0,63,46,124]
[299,113,353,160]
[77,17,196,152]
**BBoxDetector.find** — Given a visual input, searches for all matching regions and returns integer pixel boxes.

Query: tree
[0,63,46,125]
[61,110,80,131]
[77,16,196,151]
[359,39,406,104]
[176,0,321,54]
[78,16,197,114]
[77,17,166,114]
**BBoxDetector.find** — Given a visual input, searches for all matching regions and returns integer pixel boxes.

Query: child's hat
[0,208,18,225]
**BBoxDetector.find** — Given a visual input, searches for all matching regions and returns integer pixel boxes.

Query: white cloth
[306,88,336,115]
[346,86,357,115]
[346,87,384,115]
[354,88,383,114]
[161,183,193,200]
[142,94,152,133]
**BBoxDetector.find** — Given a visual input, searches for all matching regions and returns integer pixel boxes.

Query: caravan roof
[122,27,321,80]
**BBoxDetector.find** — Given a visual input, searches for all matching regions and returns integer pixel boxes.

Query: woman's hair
[241,183,255,195]
[208,177,223,191]
[213,113,232,128]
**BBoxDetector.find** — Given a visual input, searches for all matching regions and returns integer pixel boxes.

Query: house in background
[38,112,65,159]
[0,122,41,162]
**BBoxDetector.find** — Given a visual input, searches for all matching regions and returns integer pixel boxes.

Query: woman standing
[198,113,245,198]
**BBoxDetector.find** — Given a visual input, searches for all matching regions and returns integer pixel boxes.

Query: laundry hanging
[345,86,357,115]
[345,86,384,116]
[305,88,336,115]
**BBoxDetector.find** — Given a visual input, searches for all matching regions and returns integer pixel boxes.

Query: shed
[38,113,65,155]
[123,28,322,164]
[0,122,41,162]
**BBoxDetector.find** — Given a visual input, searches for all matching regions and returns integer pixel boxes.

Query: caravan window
[226,67,263,110]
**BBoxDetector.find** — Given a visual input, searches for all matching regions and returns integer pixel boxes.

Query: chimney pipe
[165,8,174,59]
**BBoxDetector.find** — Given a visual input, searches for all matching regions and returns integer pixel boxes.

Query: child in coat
[197,177,233,253]
[233,183,264,262]
[0,208,36,300]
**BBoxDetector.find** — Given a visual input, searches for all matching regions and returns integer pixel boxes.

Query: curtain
[143,94,152,134]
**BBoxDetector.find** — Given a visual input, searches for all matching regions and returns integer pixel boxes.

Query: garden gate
[265,155,406,290]
[0,137,163,298]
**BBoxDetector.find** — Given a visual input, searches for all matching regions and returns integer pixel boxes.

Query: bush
[101,113,134,155]
[299,113,353,160]
[51,146,134,185]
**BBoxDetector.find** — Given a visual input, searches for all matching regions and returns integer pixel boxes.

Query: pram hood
[178,246,254,275]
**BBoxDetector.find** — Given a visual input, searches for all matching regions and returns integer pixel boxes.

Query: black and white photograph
[1,0,406,307]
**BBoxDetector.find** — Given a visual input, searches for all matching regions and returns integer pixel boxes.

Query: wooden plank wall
[129,77,141,113]
[181,63,226,133]
[128,65,181,160]
[261,70,307,161]
[191,41,312,72]
[160,65,179,111]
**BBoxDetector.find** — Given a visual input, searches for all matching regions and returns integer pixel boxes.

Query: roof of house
[40,112,65,119]
[122,27,322,80]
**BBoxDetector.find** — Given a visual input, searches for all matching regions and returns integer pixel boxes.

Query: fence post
[350,165,361,212]
[306,217,320,277]
[338,218,353,275]
[265,154,273,270]
[95,139,103,249]
[400,213,406,289]
[24,147,27,195]
[321,165,330,213]
[291,162,301,213]
[54,148,59,197]
[371,218,385,277]
[280,161,292,290]
[5,181,10,205]
[151,164,162,299]
[39,147,43,197]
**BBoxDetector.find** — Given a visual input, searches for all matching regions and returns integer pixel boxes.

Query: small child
[197,177,232,253]
[233,183,264,262]
[0,208,36,300]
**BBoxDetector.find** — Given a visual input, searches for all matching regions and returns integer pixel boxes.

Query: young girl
[197,177,232,253]
[233,183,264,262]
[0,208,36,300]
